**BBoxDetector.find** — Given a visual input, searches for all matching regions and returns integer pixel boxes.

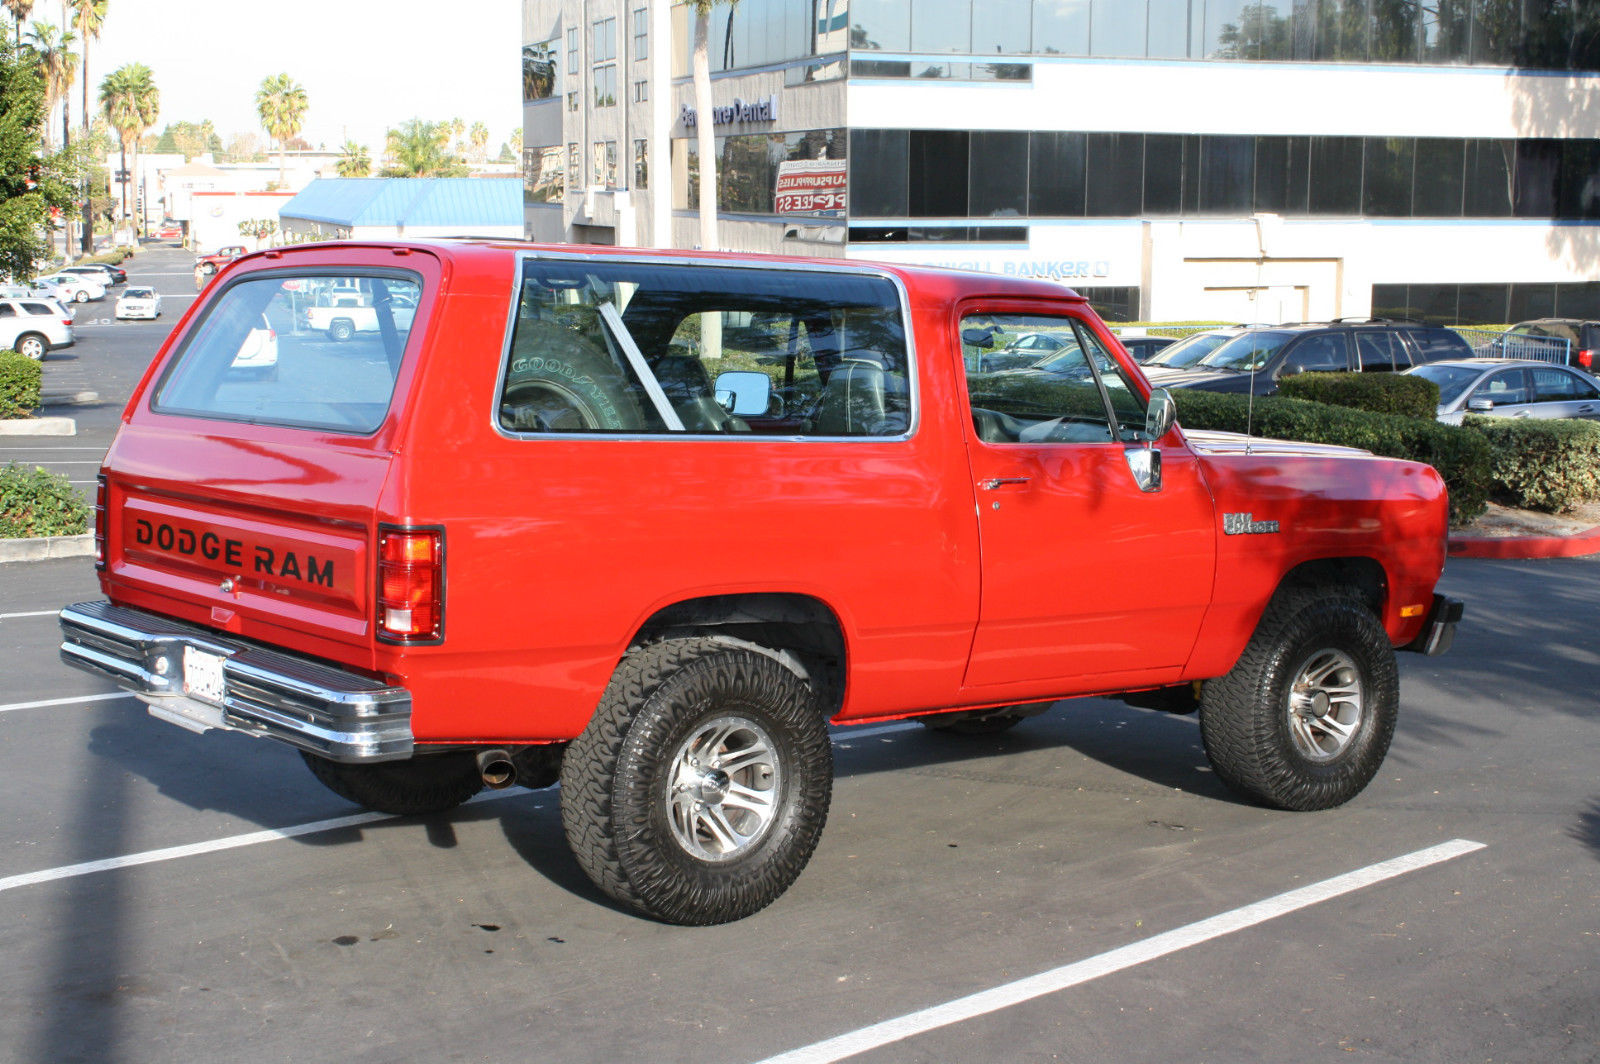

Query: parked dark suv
[1481,318,1599,371]
[1142,318,1473,396]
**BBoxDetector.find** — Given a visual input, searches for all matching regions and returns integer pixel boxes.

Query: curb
[1448,526,1600,560]
[0,417,76,436]
[0,533,95,564]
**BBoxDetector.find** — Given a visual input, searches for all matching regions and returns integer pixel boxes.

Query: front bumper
[1402,593,1464,656]
[59,601,413,762]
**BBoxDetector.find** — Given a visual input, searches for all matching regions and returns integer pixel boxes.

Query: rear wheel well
[632,594,847,717]
[1276,557,1386,616]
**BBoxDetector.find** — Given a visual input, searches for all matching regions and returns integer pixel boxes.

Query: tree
[469,120,488,162]
[23,21,76,151]
[67,0,106,255]
[100,61,158,232]
[0,37,78,279]
[3,0,35,48]
[688,0,737,252]
[255,72,307,188]
[380,119,467,178]
[336,139,370,177]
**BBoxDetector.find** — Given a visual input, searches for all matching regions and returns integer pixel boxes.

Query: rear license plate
[182,646,227,705]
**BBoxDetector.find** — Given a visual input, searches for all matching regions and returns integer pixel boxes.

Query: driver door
[961,309,1217,691]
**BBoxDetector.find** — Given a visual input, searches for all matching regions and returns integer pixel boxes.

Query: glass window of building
[593,63,617,107]
[1028,131,1087,216]
[1309,137,1363,214]
[634,139,648,189]
[592,16,617,62]
[567,142,580,186]
[523,39,557,101]
[850,130,909,217]
[1033,0,1090,55]
[852,0,912,50]
[1091,0,1147,57]
[566,27,579,86]
[633,7,648,59]
[975,0,1032,52]
[909,131,970,217]
[970,132,1028,217]
[1413,139,1465,217]
[1363,138,1416,217]
[1086,133,1143,216]
[633,79,648,102]
[911,0,972,53]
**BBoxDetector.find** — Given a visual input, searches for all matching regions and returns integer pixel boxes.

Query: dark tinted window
[850,130,908,217]
[970,132,1029,217]
[1310,137,1363,214]
[1414,139,1465,217]
[909,131,969,217]
[1200,136,1254,214]
[1407,328,1472,363]
[1363,138,1414,217]
[1355,331,1403,371]
[1143,134,1188,215]
[1255,136,1310,215]
[1029,131,1086,216]
[1282,334,1348,373]
[1475,368,1530,405]
[1086,133,1143,216]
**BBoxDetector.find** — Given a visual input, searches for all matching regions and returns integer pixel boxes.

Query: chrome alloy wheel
[667,715,780,861]
[1286,648,1364,762]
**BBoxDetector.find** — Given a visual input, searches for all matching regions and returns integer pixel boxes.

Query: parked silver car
[1405,359,1600,425]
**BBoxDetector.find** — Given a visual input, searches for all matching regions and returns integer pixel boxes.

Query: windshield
[1145,331,1237,368]
[1407,363,1481,406]
[1197,331,1295,372]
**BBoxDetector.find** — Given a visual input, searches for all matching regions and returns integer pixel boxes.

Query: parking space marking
[750,838,1487,1064]
[0,692,133,713]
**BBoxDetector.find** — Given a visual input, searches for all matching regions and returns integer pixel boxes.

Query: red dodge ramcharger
[60,240,1461,924]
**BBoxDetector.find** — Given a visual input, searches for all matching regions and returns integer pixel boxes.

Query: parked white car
[229,318,279,377]
[36,271,105,303]
[0,296,76,360]
[115,286,163,320]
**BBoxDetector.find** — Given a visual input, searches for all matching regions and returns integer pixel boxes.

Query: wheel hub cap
[667,716,780,862]
[1287,649,1364,763]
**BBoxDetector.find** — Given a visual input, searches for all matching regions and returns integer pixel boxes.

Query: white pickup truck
[300,290,418,341]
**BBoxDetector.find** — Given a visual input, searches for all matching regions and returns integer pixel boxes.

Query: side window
[0,305,14,318]
[1408,328,1469,364]
[1475,368,1530,405]
[1354,331,1400,371]
[962,313,1146,445]
[1282,334,1348,374]
[1531,367,1591,401]
[500,260,910,437]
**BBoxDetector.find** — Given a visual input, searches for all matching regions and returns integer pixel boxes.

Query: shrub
[1277,371,1440,420]
[1171,389,1492,525]
[0,463,90,538]
[1461,416,1600,512]
[0,350,42,418]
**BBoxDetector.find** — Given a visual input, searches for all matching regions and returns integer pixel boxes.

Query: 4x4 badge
[1223,512,1280,535]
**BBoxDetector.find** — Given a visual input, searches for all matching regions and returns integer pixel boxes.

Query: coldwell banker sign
[680,94,779,128]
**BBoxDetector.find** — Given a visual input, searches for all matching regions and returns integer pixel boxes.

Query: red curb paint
[1448,526,1600,560]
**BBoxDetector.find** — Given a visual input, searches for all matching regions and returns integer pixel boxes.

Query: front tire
[328,318,355,342]
[300,750,484,815]
[74,290,89,303]
[560,637,832,925]
[1199,589,1399,811]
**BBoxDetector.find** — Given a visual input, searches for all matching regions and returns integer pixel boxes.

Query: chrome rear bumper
[59,601,413,762]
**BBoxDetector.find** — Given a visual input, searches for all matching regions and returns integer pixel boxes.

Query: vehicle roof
[224,238,1093,308]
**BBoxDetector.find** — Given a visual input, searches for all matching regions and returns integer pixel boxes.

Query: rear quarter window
[1407,328,1472,364]
[151,271,421,434]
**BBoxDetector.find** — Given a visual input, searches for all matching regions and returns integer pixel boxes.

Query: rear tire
[328,318,355,342]
[14,333,47,360]
[300,750,484,815]
[1199,589,1398,811]
[560,637,832,925]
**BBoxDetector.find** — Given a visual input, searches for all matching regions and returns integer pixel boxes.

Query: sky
[29,0,522,156]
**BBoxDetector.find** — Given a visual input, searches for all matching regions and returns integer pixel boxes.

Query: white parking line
[0,692,133,713]
[749,838,1487,1064]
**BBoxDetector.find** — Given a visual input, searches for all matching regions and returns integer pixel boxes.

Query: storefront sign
[774,159,846,216]
[681,94,779,128]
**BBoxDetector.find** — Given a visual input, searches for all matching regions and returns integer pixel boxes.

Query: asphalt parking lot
[1,245,1596,1063]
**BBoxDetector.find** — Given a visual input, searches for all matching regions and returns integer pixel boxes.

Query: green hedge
[1171,389,1492,525]
[0,463,90,538]
[1462,416,1600,512]
[0,350,42,419]
[1277,371,1440,420]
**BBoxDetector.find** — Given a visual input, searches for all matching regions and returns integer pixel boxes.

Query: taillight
[377,526,444,643]
[93,474,107,570]
[1578,349,1593,370]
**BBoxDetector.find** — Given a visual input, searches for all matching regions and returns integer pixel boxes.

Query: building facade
[523,0,1600,324]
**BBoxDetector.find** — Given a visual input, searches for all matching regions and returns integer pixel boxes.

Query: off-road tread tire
[300,750,484,815]
[1200,587,1399,811]
[560,636,832,925]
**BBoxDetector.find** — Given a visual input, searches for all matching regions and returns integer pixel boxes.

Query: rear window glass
[500,257,909,436]
[151,272,420,434]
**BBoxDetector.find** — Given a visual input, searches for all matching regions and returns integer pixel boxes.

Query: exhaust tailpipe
[476,748,517,789]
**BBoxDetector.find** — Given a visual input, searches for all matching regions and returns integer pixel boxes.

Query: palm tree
[255,72,308,187]
[469,120,488,162]
[689,0,737,252]
[381,119,467,178]
[67,0,107,255]
[100,61,158,233]
[336,139,370,177]
[3,0,35,47]
[25,20,76,150]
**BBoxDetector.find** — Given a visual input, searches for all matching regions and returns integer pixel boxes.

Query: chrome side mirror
[1126,388,1175,493]
[714,371,773,417]
[1145,387,1176,440]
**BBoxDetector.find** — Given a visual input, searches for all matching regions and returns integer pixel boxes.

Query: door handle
[979,477,1031,490]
